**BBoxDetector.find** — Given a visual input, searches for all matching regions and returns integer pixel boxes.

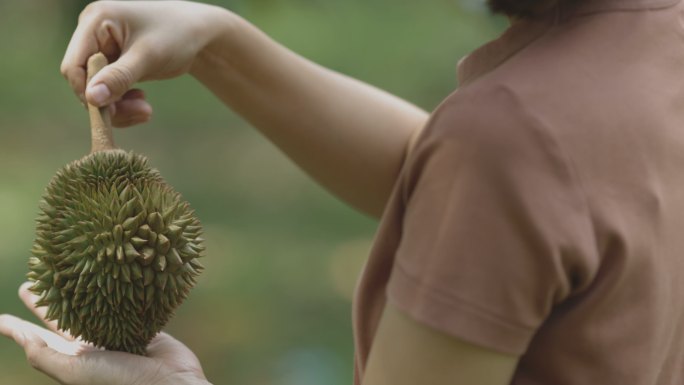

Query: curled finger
[18,282,75,341]
[111,89,153,128]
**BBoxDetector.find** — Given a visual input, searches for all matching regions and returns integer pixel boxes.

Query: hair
[487,0,560,18]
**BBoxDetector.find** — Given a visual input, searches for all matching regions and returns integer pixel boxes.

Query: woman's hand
[62,1,428,217]
[61,0,233,127]
[0,283,211,385]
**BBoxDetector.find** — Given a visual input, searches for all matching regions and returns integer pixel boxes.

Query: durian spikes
[28,53,205,355]
[29,151,205,354]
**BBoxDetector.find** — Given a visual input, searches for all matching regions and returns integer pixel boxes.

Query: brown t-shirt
[352,0,684,383]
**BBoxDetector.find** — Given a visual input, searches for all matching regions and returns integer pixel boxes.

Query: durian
[27,53,205,355]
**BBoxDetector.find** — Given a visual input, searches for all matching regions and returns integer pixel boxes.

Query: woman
[2,0,684,384]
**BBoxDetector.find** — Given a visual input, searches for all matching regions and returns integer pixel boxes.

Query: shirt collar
[456,0,681,87]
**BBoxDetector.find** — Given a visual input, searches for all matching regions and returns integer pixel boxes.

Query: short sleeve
[386,87,598,355]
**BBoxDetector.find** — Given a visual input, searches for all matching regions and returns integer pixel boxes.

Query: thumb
[86,50,147,107]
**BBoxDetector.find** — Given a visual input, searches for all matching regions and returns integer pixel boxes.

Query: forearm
[190,11,429,218]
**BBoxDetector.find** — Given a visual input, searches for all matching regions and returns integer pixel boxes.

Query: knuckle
[25,350,41,370]
[79,1,114,22]
[79,2,98,21]
[135,41,161,64]
[107,65,135,93]
[62,67,84,96]
[59,63,69,79]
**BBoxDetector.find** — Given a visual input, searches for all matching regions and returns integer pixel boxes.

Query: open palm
[0,283,210,385]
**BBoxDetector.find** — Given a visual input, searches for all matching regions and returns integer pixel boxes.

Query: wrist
[189,5,243,78]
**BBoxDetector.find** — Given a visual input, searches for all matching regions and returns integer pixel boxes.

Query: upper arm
[362,303,519,385]
[362,87,599,385]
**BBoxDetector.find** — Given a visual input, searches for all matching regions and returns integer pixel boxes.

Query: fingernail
[88,83,111,106]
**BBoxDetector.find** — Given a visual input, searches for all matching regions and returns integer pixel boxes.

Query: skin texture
[1,284,519,385]
[0,283,210,385]
[0,1,522,384]
[61,0,428,218]
[364,305,518,385]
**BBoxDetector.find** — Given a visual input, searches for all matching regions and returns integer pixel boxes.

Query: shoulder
[402,80,594,247]
[408,82,565,185]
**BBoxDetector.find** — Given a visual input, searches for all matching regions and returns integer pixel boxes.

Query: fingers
[85,45,151,107]
[62,2,149,107]
[1,317,202,385]
[0,314,82,355]
[0,314,57,346]
[0,314,94,385]
[18,282,75,341]
[0,314,28,346]
[111,89,153,128]
[61,3,107,102]
[18,283,54,329]
[20,329,78,384]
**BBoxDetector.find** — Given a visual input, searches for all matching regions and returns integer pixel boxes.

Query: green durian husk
[28,150,205,355]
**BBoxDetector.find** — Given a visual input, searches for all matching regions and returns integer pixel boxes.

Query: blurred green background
[0,0,504,384]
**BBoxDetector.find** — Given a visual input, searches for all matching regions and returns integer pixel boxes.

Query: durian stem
[87,53,116,153]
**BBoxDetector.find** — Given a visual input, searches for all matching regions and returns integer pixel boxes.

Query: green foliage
[0,1,503,384]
